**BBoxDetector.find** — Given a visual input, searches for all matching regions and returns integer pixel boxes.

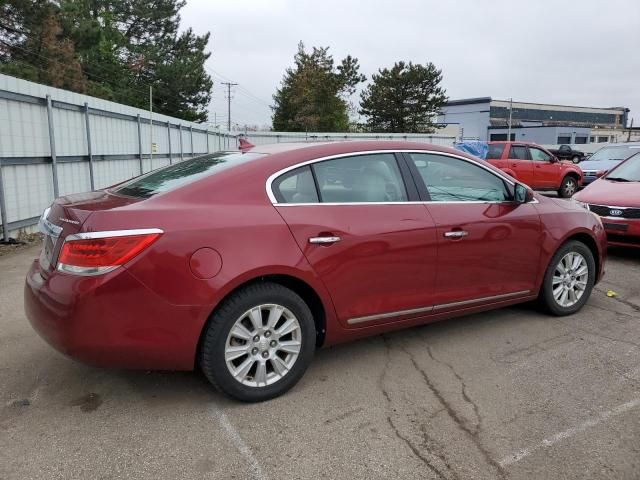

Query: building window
[489,133,515,141]
[598,136,609,143]
[590,136,596,143]
[557,136,571,144]
[574,136,587,144]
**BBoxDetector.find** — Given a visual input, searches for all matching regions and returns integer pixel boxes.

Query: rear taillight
[57,229,162,276]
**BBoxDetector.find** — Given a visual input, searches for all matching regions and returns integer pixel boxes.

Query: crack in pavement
[556,319,640,350]
[424,340,482,436]
[595,287,640,313]
[399,343,507,480]
[378,336,455,480]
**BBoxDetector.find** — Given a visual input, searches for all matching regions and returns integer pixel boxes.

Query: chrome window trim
[265,149,517,205]
[64,228,164,242]
[346,290,531,325]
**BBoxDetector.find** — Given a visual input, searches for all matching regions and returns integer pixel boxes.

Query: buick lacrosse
[25,141,606,401]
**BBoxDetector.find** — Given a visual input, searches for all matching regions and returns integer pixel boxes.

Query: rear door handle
[309,236,341,244]
[444,231,468,239]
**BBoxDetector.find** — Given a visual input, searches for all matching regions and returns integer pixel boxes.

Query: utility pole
[507,98,513,141]
[149,85,153,163]
[221,82,238,132]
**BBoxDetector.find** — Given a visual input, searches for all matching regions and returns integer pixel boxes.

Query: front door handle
[444,231,468,239]
[309,236,341,244]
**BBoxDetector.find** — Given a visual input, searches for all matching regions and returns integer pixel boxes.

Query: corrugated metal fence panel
[53,107,86,156]
[0,98,50,157]
[2,164,53,223]
[93,159,141,190]
[90,114,139,155]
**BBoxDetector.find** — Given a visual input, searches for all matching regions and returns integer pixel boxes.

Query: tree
[272,42,365,132]
[0,0,213,122]
[359,61,447,133]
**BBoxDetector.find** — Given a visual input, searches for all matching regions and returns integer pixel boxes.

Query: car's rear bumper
[24,259,207,370]
[600,217,640,248]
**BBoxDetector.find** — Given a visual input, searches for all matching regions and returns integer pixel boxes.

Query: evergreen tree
[359,61,447,133]
[0,0,213,122]
[272,42,365,132]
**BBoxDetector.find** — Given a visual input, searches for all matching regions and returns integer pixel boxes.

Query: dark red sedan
[25,141,607,401]
[574,152,640,248]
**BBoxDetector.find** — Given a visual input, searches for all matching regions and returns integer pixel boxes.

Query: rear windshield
[111,152,265,198]
[486,144,505,159]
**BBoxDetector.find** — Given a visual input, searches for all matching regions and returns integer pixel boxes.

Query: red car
[574,152,640,248]
[25,141,606,401]
[486,141,583,197]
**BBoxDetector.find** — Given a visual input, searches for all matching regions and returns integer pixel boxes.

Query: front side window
[409,153,511,202]
[529,147,552,162]
[312,154,408,203]
[509,146,529,160]
[272,166,318,203]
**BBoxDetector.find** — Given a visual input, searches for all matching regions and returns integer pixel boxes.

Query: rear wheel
[539,240,595,316]
[199,282,316,402]
[558,175,578,198]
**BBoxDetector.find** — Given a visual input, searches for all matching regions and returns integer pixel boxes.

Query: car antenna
[238,138,255,152]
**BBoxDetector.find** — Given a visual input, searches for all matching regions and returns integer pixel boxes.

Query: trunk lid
[38,191,142,274]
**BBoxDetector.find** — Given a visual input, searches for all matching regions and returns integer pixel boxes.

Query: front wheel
[539,241,595,316]
[199,282,316,402]
[572,155,580,164]
[558,176,578,198]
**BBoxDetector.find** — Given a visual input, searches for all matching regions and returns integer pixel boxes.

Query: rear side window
[272,166,319,203]
[112,152,265,198]
[486,144,505,159]
[312,154,408,203]
[409,153,511,202]
[509,146,530,160]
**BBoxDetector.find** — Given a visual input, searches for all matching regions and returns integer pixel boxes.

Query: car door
[404,152,542,310]
[506,145,535,186]
[271,152,438,327]
[529,146,560,189]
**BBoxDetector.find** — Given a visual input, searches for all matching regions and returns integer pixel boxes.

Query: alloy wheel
[224,304,302,387]
[551,252,589,308]
[563,179,577,197]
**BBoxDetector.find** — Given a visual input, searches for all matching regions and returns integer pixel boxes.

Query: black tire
[572,155,580,164]
[539,240,595,316]
[558,175,578,198]
[199,282,316,402]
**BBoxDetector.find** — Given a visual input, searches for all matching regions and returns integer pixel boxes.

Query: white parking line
[499,397,640,467]
[213,407,269,480]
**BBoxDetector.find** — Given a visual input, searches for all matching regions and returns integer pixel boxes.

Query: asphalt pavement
[1,245,639,479]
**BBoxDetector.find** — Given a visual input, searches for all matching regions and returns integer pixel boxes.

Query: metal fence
[242,131,456,147]
[0,74,236,240]
[0,74,457,241]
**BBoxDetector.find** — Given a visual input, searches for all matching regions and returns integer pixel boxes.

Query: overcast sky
[181,0,640,128]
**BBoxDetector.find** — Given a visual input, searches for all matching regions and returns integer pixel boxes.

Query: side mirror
[551,156,559,163]
[514,184,534,203]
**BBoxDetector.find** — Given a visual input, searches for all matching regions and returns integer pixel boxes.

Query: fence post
[45,95,59,198]
[0,158,8,241]
[206,129,210,153]
[179,125,184,162]
[137,114,143,174]
[84,102,95,190]
[167,123,172,165]
[190,126,194,157]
